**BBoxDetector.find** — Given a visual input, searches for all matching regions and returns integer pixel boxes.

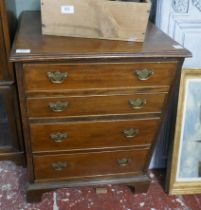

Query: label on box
[61,5,74,14]
[128,37,136,42]
[16,49,31,54]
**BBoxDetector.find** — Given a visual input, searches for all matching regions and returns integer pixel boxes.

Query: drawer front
[30,119,160,152]
[34,149,149,181]
[24,62,177,92]
[27,93,166,118]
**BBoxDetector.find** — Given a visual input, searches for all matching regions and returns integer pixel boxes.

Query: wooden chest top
[10,12,191,62]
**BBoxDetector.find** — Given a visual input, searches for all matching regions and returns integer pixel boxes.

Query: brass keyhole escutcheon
[123,128,139,138]
[51,161,68,171]
[129,98,146,110]
[117,158,130,167]
[47,71,68,84]
[49,101,69,112]
[50,132,68,143]
[135,68,154,81]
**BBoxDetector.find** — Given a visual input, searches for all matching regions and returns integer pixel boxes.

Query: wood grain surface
[41,0,151,42]
[34,148,149,181]
[24,62,177,93]
[30,118,160,152]
[27,93,166,118]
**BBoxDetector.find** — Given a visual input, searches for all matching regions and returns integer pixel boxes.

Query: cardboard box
[41,0,151,42]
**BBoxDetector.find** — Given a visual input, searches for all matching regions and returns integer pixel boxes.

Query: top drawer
[23,62,177,93]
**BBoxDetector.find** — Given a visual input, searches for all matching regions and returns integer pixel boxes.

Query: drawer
[24,62,177,92]
[34,148,149,181]
[30,118,160,152]
[27,93,166,118]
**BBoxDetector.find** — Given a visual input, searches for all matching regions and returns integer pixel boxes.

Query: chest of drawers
[10,12,191,202]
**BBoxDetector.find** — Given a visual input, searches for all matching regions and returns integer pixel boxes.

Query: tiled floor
[0,161,201,210]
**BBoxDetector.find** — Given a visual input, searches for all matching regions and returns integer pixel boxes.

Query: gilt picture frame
[169,69,201,195]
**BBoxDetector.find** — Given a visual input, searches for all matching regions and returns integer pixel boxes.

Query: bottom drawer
[34,148,149,181]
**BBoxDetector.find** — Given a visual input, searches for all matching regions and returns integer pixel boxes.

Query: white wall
[156,0,201,68]
[15,0,40,17]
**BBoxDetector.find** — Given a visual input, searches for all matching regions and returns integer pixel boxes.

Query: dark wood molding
[27,175,150,203]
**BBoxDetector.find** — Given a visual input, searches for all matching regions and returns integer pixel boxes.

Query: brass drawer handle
[117,158,130,167]
[50,132,68,143]
[123,128,139,138]
[49,101,69,112]
[51,161,67,171]
[129,98,146,110]
[47,71,68,84]
[135,68,154,81]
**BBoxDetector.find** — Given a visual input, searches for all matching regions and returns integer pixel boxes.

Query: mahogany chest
[10,11,191,202]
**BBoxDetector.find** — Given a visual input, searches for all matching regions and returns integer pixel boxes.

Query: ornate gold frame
[169,69,201,195]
